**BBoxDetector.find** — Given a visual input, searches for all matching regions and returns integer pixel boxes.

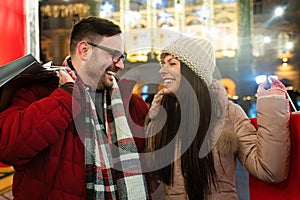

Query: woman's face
[159,54,181,94]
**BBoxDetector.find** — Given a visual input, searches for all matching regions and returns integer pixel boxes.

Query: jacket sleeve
[236,97,290,183]
[0,85,80,167]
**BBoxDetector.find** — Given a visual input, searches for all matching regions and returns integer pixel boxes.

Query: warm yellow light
[40,3,89,17]
[232,96,239,100]
[221,50,236,57]
[136,55,148,62]
[282,57,288,62]
[127,53,148,62]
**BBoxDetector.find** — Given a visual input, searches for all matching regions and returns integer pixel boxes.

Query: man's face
[78,34,124,90]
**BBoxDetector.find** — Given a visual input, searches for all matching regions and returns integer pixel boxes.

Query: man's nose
[115,60,124,70]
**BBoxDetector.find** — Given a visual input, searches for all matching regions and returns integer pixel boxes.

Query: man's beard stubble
[97,72,113,90]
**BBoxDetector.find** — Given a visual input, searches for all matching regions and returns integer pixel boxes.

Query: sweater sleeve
[236,97,290,183]
[0,84,80,166]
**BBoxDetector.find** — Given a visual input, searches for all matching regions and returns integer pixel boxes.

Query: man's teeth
[107,71,116,76]
[164,79,174,83]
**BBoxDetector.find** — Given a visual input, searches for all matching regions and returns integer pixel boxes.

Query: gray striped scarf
[84,77,149,199]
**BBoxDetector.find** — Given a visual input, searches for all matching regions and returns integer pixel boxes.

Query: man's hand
[58,67,76,86]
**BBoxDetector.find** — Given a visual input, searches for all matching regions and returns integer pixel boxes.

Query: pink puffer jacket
[149,81,290,200]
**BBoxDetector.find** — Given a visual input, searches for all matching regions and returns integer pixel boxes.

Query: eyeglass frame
[87,41,126,64]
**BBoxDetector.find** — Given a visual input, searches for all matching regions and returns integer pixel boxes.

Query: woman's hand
[257,77,286,97]
[149,89,165,119]
[152,89,165,106]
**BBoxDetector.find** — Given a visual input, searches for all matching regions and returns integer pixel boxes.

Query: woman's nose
[159,66,167,75]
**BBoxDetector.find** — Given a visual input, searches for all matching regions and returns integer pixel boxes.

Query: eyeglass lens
[88,42,125,63]
[112,52,125,63]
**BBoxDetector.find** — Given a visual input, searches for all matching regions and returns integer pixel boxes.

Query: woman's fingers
[257,81,267,94]
[270,77,286,90]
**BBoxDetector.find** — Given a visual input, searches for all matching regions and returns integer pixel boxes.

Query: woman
[145,37,290,200]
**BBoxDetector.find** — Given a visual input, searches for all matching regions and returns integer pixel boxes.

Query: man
[0,17,149,199]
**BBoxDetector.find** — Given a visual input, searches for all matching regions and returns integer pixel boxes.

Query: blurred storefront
[39,0,300,113]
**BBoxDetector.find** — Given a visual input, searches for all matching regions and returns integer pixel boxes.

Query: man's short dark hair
[69,17,121,54]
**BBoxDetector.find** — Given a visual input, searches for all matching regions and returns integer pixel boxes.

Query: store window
[277,32,294,56]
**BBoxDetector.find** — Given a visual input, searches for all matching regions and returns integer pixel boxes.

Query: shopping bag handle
[281,89,298,112]
[286,92,298,112]
[266,87,298,112]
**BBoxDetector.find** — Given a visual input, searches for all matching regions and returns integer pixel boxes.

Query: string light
[40,3,89,18]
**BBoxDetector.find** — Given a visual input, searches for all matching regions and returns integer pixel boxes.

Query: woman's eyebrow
[167,57,177,63]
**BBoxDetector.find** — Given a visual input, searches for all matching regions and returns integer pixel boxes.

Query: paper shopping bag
[0,54,59,112]
[249,112,300,200]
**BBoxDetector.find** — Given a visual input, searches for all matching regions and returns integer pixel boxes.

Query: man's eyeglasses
[87,42,126,64]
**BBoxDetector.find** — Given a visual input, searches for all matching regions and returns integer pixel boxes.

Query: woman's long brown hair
[147,62,217,200]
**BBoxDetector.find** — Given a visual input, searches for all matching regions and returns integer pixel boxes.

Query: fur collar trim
[216,131,238,155]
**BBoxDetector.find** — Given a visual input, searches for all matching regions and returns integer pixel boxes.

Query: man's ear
[77,41,90,61]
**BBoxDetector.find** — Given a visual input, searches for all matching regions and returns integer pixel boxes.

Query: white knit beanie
[160,37,216,86]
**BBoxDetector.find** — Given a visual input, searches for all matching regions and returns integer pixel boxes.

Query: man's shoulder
[0,75,58,112]
[117,78,137,100]
[117,78,136,94]
[117,78,148,110]
[15,75,58,96]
